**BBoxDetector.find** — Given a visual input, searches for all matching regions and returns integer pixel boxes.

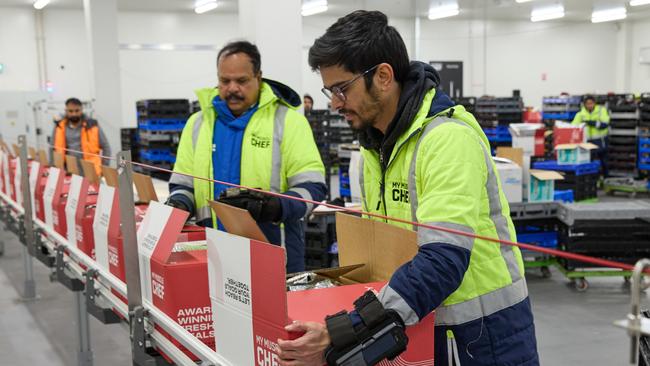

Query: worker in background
[277,11,538,366]
[166,41,327,273]
[303,94,314,114]
[52,97,111,176]
[572,95,610,174]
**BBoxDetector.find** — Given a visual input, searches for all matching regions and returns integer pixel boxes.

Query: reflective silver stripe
[408,116,450,228]
[191,111,204,148]
[280,225,286,248]
[168,189,194,203]
[358,155,368,211]
[476,136,522,283]
[435,278,528,326]
[378,285,420,326]
[289,187,314,216]
[288,171,326,186]
[196,205,212,221]
[169,173,194,187]
[418,222,474,250]
[407,116,524,325]
[270,105,288,192]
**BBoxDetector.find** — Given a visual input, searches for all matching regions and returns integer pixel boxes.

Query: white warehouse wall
[0,8,39,92]
[1,6,649,127]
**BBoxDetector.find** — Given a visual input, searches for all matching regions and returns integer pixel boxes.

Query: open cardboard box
[133,200,211,361]
[207,201,434,366]
[64,174,99,259]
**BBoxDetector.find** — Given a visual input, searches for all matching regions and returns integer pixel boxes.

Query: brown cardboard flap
[335,213,418,283]
[102,165,119,187]
[38,149,48,166]
[312,264,366,280]
[65,155,80,175]
[133,172,158,203]
[209,200,269,243]
[556,143,599,150]
[53,151,65,169]
[81,160,100,185]
[12,144,20,157]
[28,147,37,160]
[530,169,564,181]
[496,147,524,168]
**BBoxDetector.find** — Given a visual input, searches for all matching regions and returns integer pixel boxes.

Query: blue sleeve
[385,243,470,322]
[168,182,196,218]
[279,181,327,222]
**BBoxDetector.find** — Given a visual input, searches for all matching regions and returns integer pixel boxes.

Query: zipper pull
[376,198,381,211]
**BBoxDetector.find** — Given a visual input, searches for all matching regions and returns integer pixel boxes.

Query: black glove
[217,188,282,223]
[164,196,192,214]
[585,120,598,128]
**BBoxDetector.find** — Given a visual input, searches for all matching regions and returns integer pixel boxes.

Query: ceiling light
[194,0,218,14]
[516,0,534,3]
[531,4,565,22]
[591,7,627,23]
[428,2,460,20]
[630,0,650,6]
[33,0,50,10]
[302,0,327,16]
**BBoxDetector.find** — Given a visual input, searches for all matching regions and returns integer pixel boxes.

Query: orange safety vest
[53,118,102,177]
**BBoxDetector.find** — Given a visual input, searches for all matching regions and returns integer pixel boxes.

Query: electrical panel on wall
[430,61,463,99]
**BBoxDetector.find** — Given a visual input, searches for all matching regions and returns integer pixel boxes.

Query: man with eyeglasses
[166,40,327,273]
[277,11,538,366]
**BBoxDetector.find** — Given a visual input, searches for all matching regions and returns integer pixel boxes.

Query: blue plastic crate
[138,118,186,131]
[516,231,558,249]
[553,189,574,203]
[532,160,600,176]
[543,96,582,105]
[483,126,512,143]
[140,149,176,163]
[542,111,578,120]
[639,162,650,171]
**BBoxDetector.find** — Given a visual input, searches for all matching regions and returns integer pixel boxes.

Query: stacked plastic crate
[476,96,524,153]
[640,93,650,176]
[542,96,582,159]
[532,160,600,202]
[136,99,190,180]
[608,94,639,177]
[556,201,650,274]
[120,128,139,159]
[307,110,356,200]
[303,214,337,270]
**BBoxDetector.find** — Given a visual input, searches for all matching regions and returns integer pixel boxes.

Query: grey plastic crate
[509,202,559,220]
[557,201,650,225]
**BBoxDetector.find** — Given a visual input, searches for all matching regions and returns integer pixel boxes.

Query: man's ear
[374,63,395,92]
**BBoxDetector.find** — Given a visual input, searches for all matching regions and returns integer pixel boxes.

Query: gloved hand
[217,188,282,223]
[585,120,598,127]
[164,196,192,214]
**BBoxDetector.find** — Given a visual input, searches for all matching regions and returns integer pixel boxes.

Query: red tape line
[34,145,648,274]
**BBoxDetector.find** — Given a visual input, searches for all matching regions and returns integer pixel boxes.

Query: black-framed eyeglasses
[321,64,379,102]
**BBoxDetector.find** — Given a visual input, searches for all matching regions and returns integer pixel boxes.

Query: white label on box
[136,201,174,303]
[207,228,255,366]
[93,184,115,272]
[13,158,22,207]
[43,167,61,228]
[29,161,40,218]
[65,175,84,246]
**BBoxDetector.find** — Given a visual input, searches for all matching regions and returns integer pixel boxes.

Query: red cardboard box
[207,203,435,366]
[553,126,584,147]
[31,162,49,222]
[64,174,99,259]
[136,201,213,360]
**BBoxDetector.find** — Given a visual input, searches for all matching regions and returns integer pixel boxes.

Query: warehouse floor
[0,196,648,365]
